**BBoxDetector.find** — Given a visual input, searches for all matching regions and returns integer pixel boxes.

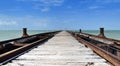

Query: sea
[0,30,120,41]
[0,30,51,41]
[82,30,120,40]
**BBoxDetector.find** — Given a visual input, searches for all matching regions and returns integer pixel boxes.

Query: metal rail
[0,31,60,44]
[69,30,120,66]
[0,28,61,65]
[80,32,120,44]
[0,36,50,65]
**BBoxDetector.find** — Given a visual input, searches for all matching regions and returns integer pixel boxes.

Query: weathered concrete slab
[3,31,111,66]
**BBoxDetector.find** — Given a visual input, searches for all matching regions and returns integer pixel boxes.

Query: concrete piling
[22,28,28,37]
[98,28,105,38]
[79,29,82,33]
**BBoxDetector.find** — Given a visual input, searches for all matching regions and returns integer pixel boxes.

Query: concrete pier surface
[3,31,111,66]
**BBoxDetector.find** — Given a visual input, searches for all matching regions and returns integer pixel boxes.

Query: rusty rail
[0,30,60,44]
[80,32,120,44]
[69,28,120,66]
[0,36,50,65]
[77,37,120,66]
[0,28,61,65]
[79,28,120,44]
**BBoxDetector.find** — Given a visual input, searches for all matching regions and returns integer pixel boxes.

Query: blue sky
[0,0,120,30]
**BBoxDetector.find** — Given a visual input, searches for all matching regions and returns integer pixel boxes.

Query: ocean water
[0,30,120,41]
[0,30,51,41]
[82,30,120,40]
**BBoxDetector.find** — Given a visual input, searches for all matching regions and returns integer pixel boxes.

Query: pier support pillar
[98,28,105,38]
[22,28,28,37]
[0,45,3,50]
[79,29,82,33]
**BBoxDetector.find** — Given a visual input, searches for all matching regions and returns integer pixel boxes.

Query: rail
[69,28,120,66]
[0,28,61,65]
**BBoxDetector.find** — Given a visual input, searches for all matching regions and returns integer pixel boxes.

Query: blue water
[0,30,120,41]
[82,30,120,40]
[0,30,51,41]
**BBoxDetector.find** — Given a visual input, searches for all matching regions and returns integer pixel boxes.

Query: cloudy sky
[0,0,120,30]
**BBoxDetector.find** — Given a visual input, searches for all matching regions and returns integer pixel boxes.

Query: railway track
[0,28,120,66]
[2,31,111,66]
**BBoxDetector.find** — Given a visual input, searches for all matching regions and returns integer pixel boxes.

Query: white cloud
[17,0,65,12]
[39,0,64,6]
[33,22,48,27]
[34,6,50,12]
[88,6,100,10]
[0,15,55,29]
[41,7,50,12]
[80,0,120,3]
[0,20,18,26]
[11,15,50,29]
[18,0,64,5]
[95,0,120,3]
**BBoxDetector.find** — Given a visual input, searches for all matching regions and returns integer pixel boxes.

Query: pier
[0,28,120,66]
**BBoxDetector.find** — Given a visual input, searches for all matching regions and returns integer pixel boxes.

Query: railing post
[98,28,105,38]
[22,28,28,37]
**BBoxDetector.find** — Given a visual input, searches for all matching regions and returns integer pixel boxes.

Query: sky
[0,0,120,30]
